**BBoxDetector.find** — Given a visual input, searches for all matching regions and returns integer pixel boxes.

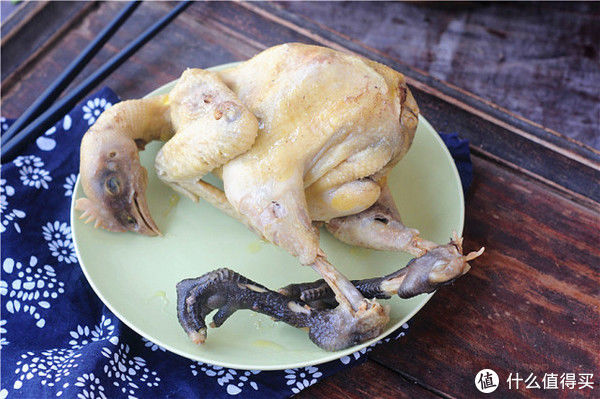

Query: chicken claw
[281,239,485,308]
[177,235,483,351]
[176,268,389,351]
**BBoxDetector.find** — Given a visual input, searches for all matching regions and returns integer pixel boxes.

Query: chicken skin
[76,43,483,351]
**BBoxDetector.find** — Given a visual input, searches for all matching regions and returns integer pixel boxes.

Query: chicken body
[77,43,482,351]
[158,43,418,266]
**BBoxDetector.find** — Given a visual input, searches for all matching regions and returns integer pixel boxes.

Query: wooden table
[2,2,598,398]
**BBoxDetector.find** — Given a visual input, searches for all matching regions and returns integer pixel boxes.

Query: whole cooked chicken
[76,43,483,351]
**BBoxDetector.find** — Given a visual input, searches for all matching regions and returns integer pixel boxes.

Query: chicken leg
[176,237,482,351]
[177,268,388,351]
[325,182,483,273]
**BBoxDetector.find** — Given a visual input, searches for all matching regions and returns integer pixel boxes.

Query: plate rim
[71,62,464,370]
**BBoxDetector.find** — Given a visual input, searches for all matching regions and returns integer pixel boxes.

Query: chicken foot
[176,268,388,351]
[325,183,484,293]
[176,240,482,351]
[281,240,485,309]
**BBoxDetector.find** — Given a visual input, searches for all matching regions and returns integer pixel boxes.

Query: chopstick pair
[1,0,192,161]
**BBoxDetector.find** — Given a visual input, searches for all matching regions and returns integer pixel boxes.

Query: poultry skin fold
[76,43,483,351]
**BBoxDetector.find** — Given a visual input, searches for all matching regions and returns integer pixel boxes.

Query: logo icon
[475,369,499,393]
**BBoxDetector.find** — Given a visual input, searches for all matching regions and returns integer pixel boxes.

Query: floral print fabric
[0,87,471,398]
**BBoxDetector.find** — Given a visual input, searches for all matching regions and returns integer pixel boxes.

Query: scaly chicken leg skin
[281,239,485,309]
[176,240,482,351]
[325,182,484,288]
[177,268,388,351]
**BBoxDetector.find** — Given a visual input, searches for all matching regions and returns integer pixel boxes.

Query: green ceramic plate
[71,62,464,370]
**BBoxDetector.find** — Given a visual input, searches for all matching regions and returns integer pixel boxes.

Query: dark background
[3,1,598,148]
[1,2,598,398]
[278,1,600,149]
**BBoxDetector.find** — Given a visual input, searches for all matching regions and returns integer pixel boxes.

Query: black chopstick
[1,1,192,161]
[1,1,141,143]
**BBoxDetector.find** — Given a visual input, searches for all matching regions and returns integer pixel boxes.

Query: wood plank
[1,1,42,38]
[295,360,443,399]
[3,2,597,207]
[275,2,600,152]
[245,2,600,205]
[1,1,96,82]
[1,4,598,397]
[367,155,599,398]
[0,1,270,117]
[415,89,600,208]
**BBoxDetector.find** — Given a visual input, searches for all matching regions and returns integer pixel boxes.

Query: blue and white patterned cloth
[0,88,471,398]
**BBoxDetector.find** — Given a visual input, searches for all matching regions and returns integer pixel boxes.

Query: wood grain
[296,361,442,399]
[0,1,96,82]
[1,2,266,115]
[1,1,42,40]
[246,2,600,206]
[1,2,598,398]
[276,1,600,151]
[369,155,599,398]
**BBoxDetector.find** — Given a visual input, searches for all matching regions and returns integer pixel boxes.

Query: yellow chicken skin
[77,43,483,351]
[155,69,259,200]
[218,44,418,265]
